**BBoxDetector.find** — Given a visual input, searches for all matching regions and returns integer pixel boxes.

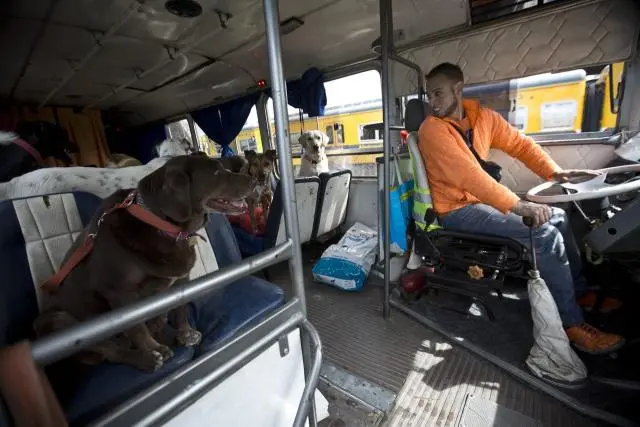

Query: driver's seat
[400,99,529,309]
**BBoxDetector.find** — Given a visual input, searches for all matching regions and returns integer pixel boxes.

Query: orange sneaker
[565,324,625,355]
[577,291,622,314]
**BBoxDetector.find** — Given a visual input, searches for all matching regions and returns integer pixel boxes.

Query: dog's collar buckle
[177,231,206,246]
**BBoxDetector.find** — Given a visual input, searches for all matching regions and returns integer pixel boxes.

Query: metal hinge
[278,335,289,357]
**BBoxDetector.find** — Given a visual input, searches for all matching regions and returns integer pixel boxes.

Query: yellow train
[200,63,623,168]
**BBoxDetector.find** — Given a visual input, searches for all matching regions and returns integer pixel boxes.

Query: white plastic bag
[526,271,588,384]
[312,222,378,291]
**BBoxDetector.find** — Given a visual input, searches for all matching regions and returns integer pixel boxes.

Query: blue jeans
[441,204,587,327]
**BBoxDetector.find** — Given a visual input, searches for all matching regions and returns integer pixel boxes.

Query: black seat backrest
[405,98,432,132]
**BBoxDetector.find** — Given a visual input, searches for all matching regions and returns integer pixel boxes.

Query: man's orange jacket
[418,99,561,215]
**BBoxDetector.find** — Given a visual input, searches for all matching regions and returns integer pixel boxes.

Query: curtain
[56,108,110,166]
[0,106,110,166]
[285,67,327,117]
[191,93,260,157]
[122,122,168,164]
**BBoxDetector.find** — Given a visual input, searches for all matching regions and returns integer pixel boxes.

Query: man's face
[426,74,462,119]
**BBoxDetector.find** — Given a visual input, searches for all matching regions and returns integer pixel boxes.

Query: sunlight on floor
[386,340,503,427]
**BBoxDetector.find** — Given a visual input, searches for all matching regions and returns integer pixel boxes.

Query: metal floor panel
[267,250,604,427]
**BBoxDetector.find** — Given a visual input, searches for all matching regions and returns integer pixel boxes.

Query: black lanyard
[449,122,484,165]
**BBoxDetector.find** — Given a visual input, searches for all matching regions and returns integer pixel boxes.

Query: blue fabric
[196,214,285,352]
[65,346,194,426]
[285,68,327,117]
[389,179,414,253]
[231,225,265,256]
[121,122,167,164]
[0,200,38,346]
[191,94,260,158]
[205,213,244,267]
[0,194,284,425]
[192,275,284,354]
[441,204,587,327]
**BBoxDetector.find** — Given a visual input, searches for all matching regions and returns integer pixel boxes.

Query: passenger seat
[0,191,284,425]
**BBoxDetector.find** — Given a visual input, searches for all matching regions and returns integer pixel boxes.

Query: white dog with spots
[297,130,330,177]
[0,138,193,201]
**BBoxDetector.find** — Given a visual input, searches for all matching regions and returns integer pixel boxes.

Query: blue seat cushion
[62,345,194,426]
[231,224,264,256]
[191,275,285,354]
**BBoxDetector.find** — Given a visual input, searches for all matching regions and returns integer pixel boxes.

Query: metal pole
[186,115,199,151]
[262,0,307,319]
[31,240,293,366]
[263,0,317,425]
[389,53,424,100]
[380,0,393,319]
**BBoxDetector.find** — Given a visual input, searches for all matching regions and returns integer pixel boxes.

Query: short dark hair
[426,63,464,84]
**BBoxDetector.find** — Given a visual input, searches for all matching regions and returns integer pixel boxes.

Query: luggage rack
[23,0,322,425]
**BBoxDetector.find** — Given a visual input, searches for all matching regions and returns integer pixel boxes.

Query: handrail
[263,0,306,316]
[389,53,425,100]
[263,0,317,423]
[92,298,306,426]
[380,0,393,320]
[292,320,323,427]
[31,239,293,366]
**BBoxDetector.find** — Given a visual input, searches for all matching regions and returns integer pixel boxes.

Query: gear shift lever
[522,216,538,273]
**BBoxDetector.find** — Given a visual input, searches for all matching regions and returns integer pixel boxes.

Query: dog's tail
[0,131,18,146]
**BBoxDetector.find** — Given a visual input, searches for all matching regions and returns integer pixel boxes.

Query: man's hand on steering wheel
[553,169,602,183]
[511,200,551,228]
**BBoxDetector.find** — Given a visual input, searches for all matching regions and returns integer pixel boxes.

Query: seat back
[0,193,101,347]
[312,170,352,240]
[404,99,440,229]
[0,192,285,424]
[264,177,321,248]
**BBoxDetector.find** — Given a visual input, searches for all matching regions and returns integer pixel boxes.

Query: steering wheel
[526,164,640,203]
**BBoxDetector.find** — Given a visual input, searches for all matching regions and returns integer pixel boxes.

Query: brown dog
[33,154,256,372]
[220,149,277,232]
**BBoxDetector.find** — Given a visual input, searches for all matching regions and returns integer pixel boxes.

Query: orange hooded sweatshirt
[418,99,561,215]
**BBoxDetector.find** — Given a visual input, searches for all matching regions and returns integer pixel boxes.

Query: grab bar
[293,320,323,427]
[31,239,293,366]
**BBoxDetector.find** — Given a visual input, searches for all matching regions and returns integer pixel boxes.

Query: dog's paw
[136,350,165,372]
[154,344,175,361]
[176,327,202,347]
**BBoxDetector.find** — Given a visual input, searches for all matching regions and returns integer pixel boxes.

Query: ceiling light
[280,17,304,35]
[370,29,406,54]
[165,0,203,18]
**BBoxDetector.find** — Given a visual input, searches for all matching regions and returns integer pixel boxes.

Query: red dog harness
[12,137,45,167]
[41,190,202,291]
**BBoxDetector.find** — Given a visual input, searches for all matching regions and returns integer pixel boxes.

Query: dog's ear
[265,149,277,161]
[161,167,193,222]
[244,149,256,159]
[297,133,307,149]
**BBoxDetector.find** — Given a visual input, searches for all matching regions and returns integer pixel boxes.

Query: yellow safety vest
[407,132,440,231]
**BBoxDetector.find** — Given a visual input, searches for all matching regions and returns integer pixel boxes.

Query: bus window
[540,101,578,132]
[335,123,344,144]
[266,69,382,177]
[514,106,528,131]
[165,119,195,149]
[459,64,623,135]
[196,105,263,157]
[325,125,334,144]
[238,136,258,152]
[359,123,382,143]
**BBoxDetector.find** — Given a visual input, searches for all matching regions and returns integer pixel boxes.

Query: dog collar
[41,190,205,291]
[99,190,204,245]
[12,137,45,166]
